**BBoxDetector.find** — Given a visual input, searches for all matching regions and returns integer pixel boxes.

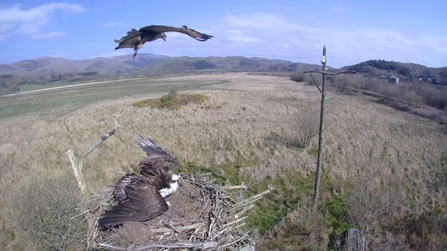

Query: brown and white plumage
[114,25,214,58]
[138,136,180,171]
[98,136,180,229]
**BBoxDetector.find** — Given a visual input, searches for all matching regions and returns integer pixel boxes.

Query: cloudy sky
[0,0,446,68]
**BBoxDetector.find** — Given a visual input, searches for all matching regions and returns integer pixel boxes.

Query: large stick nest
[85,174,261,250]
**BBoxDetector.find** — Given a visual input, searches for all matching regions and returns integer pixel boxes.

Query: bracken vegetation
[290,71,447,124]
[0,73,446,250]
[132,89,209,110]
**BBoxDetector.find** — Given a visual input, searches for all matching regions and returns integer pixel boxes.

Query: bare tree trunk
[66,121,121,197]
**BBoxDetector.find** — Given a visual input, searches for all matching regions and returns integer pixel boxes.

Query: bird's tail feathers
[98,204,135,228]
[98,215,128,229]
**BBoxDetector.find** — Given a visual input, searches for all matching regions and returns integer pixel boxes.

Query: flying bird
[114,25,214,58]
[98,136,181,228]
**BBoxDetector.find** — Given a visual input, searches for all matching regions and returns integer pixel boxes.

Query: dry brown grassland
[0,73,446,250]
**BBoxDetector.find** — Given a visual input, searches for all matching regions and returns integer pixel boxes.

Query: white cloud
[274,42,290,48]
[0,23,14,33]
[0,3,86,40]
[229,29,241,34]
[227,36,263,44]
[224,12,309,32]
[216,12,447,67]
[31,31,65,39]
[97,22,127,28]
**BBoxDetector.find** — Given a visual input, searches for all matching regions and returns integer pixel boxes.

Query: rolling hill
[342,59,447,85]
[0,54,319,76]
[0,54,168,76]
[0,54,320,94]
[1,55,446,96]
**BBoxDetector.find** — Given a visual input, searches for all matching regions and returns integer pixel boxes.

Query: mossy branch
[80,120,121,160]
[66,121,121,197]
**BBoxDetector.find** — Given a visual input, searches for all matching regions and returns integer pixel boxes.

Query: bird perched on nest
[114,25,214,58]
[98,136,181,228]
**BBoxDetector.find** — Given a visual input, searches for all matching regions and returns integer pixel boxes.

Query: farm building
[388,75,400,84]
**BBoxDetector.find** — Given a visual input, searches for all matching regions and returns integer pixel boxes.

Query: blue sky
[0,0,446,68]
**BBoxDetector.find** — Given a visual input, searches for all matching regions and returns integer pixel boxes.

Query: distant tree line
[0,71,103,93]
[290,71,447,114]
[348,60,411,77]
[184,60,216,70]
[77,71,99,76]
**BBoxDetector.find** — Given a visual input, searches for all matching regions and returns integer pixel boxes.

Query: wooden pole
[311,46,327,212]
[302,48,353,213]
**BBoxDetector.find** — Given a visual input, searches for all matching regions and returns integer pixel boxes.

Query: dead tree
[66,121,121,197]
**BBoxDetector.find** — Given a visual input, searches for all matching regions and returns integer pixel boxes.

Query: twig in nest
[151,222,206,234]
[234,204,255,218]
[222,184,248,190]
[164,220,180,233]
[222,216,248,228]
[98,241,218,250]
[207,214,215,238]
[200,189,207,206]
[196,205,213,221]
[71,209,90,219]
[218,232,250,249]
[210,227,229,240]
[233,189,270,210]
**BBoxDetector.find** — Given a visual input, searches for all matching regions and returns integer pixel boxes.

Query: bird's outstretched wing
[113,173,138,202]
[114,29,142,49]
[138,136,180,170]
[99,178,169,229]
[140,25,214,41]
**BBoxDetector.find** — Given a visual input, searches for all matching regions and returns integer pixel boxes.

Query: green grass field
[0,77,225,119]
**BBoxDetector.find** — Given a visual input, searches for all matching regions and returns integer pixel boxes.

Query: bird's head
[171,174,182,187]
[170,174,182,191]
[159,174,181,198]
[160,32,167,41]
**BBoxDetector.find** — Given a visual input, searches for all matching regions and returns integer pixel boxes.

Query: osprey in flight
[98,136,181,228]
[114,25,214,58]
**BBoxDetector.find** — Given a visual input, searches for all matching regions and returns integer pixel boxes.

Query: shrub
[288,108,320,149]
[343,174,411,250]
[404,90,423,105]
[290,72,304,82]
[15,174,86,250]
[265,108,320,149]
[390,209,447,250]
[132,92,209,110]
[290,72,319,86]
